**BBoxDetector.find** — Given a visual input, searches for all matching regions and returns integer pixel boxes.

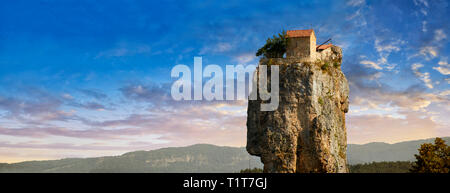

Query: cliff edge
[247,45,349,173]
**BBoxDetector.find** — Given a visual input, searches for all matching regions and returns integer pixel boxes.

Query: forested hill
[0,144,262,173]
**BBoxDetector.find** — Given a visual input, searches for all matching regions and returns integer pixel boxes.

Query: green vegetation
[321,62,330,71]
[241,162,414,173]
[351,137,449,173]
[240,167,263,173]
[410,137,449,173]
[349,161,413,173]
[256,31,287,58]
[333,62,340,68]
[315,58,341,73]
[318,97,324,106]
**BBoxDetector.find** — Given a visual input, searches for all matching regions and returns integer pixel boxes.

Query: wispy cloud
[79,89,108,100]
[347,0,365,7]
[411,63,433,89]
[95,42,152,58]
[360,60,382,70]
[433,58,450,75]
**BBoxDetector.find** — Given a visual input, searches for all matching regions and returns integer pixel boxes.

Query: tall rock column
[247,46,349,173]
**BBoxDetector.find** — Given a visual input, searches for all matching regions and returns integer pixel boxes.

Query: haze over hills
[0,144,262,173]
[0,137,448,173]
[347,137,449,164]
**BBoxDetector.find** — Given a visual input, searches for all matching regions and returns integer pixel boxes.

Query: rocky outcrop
[246,45,349,173]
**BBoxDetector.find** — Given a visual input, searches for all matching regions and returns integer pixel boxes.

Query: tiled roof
[286,29,314,37]
[317,43,332,50]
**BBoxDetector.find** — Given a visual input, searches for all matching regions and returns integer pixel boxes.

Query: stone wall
[286,37,314,60]
[310,34,317,61]
[315,46,342,63]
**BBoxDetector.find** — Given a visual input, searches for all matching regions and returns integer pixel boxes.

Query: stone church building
[286,29,333,62]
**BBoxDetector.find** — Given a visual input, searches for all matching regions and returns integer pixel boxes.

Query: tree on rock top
[256,31,287,58]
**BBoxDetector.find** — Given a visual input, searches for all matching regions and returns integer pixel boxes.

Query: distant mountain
[1,137,448,172]
[347,137,450,164]
[0,144,262,173]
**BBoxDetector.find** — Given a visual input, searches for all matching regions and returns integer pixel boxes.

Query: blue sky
[0,0,449,162]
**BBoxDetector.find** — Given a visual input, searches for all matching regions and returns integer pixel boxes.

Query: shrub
[240,167,263,173]
[256,31,287,58]
[410,137,450,173]
[321,62,330,71]
[333,62,340,68]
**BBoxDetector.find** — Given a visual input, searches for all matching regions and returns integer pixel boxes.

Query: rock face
[246,45,349,173]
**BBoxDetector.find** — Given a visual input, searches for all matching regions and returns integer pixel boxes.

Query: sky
[0,0,449,163]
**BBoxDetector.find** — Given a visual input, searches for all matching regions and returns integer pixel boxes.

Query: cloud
[411,63,433,89]
[411,63,423,71]
[408,28,447,63]
[368,72,383,81]
[347,60,449,143]
[350,88,440,112]
[433,60,450,75]
[347,0,365,7]
[413,0,429,16]
[345,1,367,27]
[61,93,74,100]
[119,83,171,106]
[79,89,107,100]
[0,100,248,148]
[346,60,448,145]
[0,141,140,151]
[95,43,151,58]
[346,9,362,21]
[0,79,251,152]
[439,90,450,96]
[375,39,401,53]
[348,111,437,144]
[234,53,256,64]
[347,61,446,113]
[413,0,429,7]
[411,29,447,61]
[434,29,447,42]
[360,37,403,70]
[418,46,438,59]
[422,21,427,32]
[72,102,108,111]
[360,60,382,70]
[0,89,68,122]
[215,43,232,52]
[199,42,232,55]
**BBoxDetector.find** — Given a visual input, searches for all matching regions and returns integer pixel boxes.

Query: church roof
[286,29,314,38]
[317,43,333,50]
